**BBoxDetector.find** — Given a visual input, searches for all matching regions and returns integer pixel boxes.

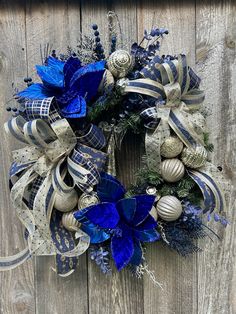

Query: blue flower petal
[97,174,125,203]
[129,240,143,266]
[135,215,157,231]
[75,202,119,229]
[46,56,65,71]
[70,60,106,101]
[60,95,86,118]
[17,83,55,100]
[36,63,64,89]
[80,221,110,243]
[100,173,125,187]
[134,228,160,242]
[63,57,82,89]
[132,195,155,226]
[116,198,136,223]
[111,223,134,271]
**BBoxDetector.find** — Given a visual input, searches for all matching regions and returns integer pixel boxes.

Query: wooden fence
[0,1,235,313]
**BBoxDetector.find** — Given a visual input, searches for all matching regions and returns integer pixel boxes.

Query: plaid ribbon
[25,97,61,123]
[77,124,106,150]
[2,96,106,273]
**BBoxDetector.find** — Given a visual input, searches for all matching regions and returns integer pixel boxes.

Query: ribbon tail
[52,255,79,277]
[145,109,170,173]
[0,247,31,271]
[106,131,117,177]
[187,166,226,214]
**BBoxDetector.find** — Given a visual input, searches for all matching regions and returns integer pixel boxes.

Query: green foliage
[159,175,202,205]
[136,167,163,186]
[126,169,203,206]
[203,132,214,152]
[125,167,163,198]
[119,113,143,134]
[87,90,123,122]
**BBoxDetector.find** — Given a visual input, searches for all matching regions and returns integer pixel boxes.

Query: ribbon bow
[1,96,107,275]
[122,55,227,215]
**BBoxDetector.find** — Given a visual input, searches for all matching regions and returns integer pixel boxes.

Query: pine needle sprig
[136,167,163,186]
[203,132,214,152]
[87,90,123,122]
[119,113,143,134]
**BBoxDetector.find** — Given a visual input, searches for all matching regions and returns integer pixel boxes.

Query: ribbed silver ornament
[156,195,182,221]
[161,158,185,182]
[62,211,81,232]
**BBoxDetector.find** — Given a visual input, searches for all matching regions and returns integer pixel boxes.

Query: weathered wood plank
[137,2,198,314]
[1,1,236,313]
[0,1,35,313]
[196,1,236,313]
[80,1,145,314]
[25,1,88,313]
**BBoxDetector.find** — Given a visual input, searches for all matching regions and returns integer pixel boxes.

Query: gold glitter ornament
[156,195,182,222]
[98,69,115,93]
[78,192,100,209]
[161,158,185,183]
[62,211,81,232]
[54,189,79,212]
[107,50,134,78]
[160,136,184,158]
[181,146,207,169]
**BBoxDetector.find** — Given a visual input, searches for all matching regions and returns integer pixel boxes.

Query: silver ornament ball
[62,211,81,232]
[156,195,182,222]
[181,146,207,169]
[78,192,100,210]
[160,136,184,158]
[161,158,185,183]
[146,186,157,195]
[107,50,134,78]
[54,189,79,212]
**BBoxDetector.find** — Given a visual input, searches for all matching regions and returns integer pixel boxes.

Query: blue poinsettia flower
[17,56,106,118]
[74,173,160,271]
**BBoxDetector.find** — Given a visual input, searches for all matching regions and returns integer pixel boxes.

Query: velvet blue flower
[74,173,160,271]
[17,56,106,118]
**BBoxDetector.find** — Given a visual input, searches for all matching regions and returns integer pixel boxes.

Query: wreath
[0,13,229,285]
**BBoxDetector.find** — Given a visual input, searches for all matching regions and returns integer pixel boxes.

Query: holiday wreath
[0,12,229,284]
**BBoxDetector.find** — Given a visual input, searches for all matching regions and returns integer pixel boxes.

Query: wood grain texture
[0,1,35,314]
[25,1,88,314]
[137,2,198,314]
[196,1,236,314]
[0,1,235,313]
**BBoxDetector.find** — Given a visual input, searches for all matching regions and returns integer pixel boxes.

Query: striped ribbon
[1,97,107,274]
[122,55,227,214]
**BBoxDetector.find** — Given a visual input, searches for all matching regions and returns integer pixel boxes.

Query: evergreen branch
[203,132,214,152]
[119,113,143,134]
[136,167,163,186]
[87,90,123,122]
